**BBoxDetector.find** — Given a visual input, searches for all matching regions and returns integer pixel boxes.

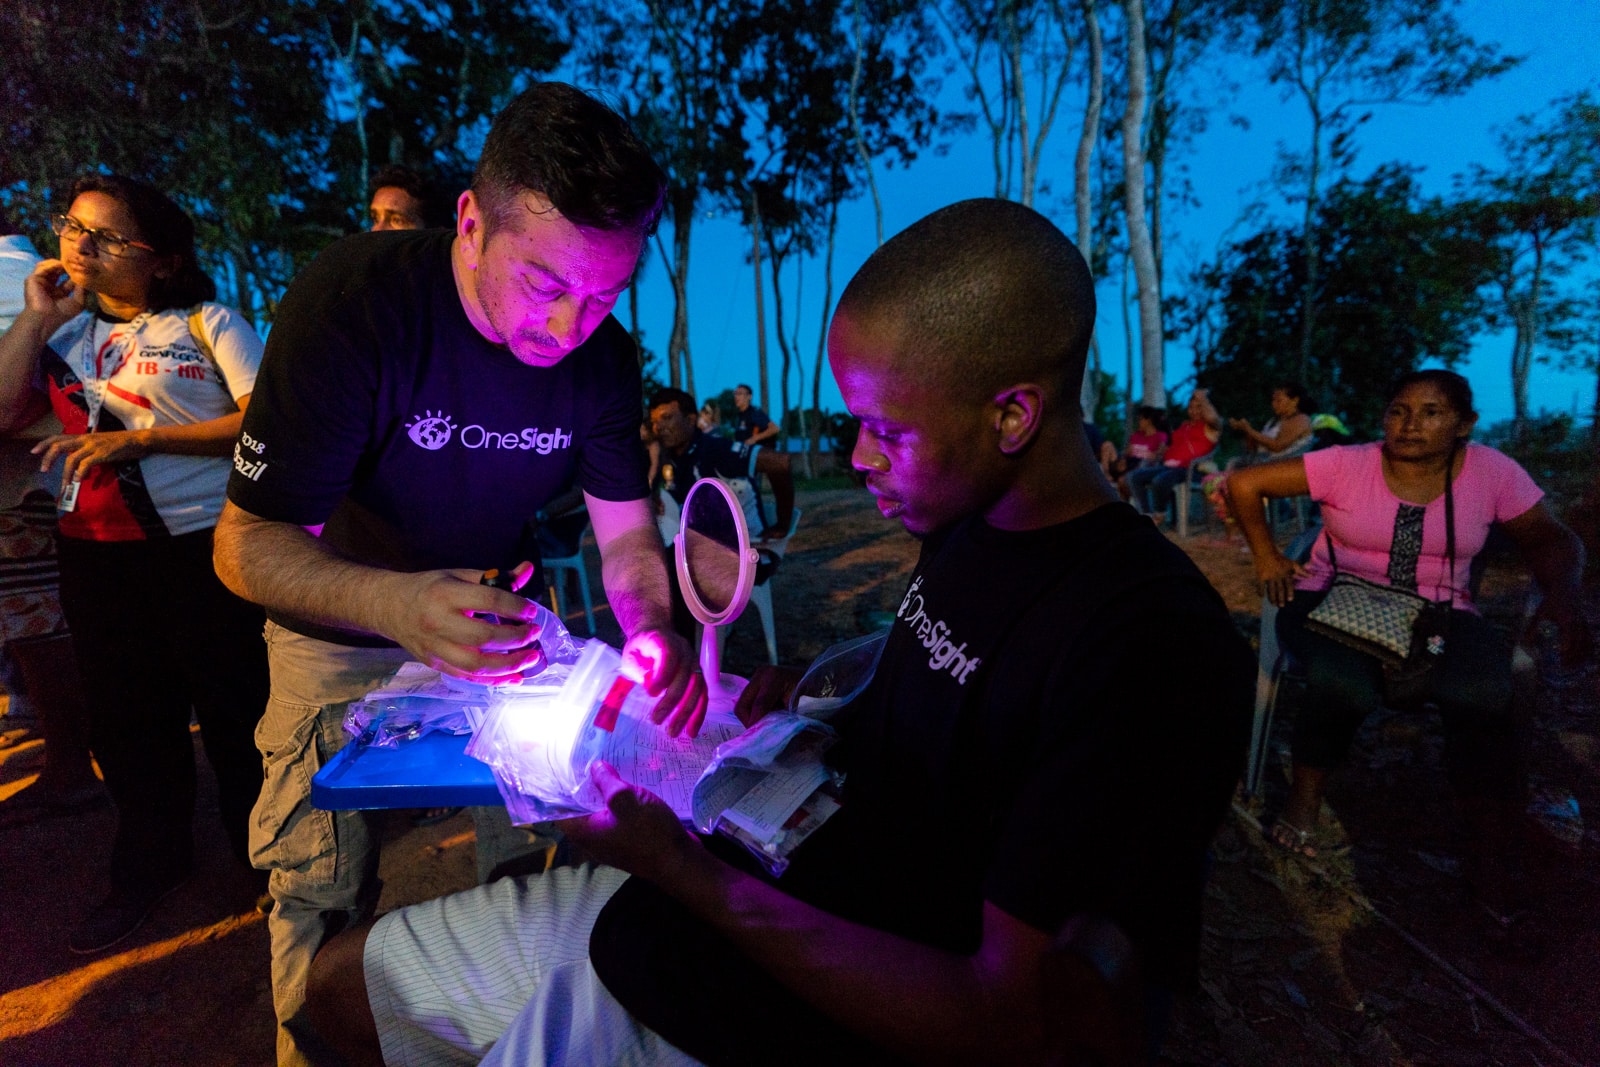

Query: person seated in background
[1230,369,1589,929]
[1204,383,1316,541]
[1112,405,1169,499]
[698,398,721,435]
[1082,421,1118,481]
[650,387,794,543]
[1228,382,1313,460]
[366,164,454,232]
[1126,389,1221,525]
[301,197,1253,1067]
[730,382,778,446]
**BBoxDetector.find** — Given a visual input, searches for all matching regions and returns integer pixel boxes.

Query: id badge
[57,475,82,513]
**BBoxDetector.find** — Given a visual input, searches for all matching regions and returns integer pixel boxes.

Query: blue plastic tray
[311,730,503,810]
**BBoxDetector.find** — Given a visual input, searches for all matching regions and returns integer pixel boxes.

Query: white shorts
[364,863,703,1066]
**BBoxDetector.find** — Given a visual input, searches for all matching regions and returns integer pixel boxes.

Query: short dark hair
[735,384,753,394]
[1273,382,1313,413]
[835,199,1095,408]
[1136,405,1168,432]
[649,388,697,418]
[1388,369,1474,418]
[473,82,667,237]
[68,174,215,312]
[369,164,456,228]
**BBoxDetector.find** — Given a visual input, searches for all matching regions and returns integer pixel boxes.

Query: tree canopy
[1189,165,1491,435]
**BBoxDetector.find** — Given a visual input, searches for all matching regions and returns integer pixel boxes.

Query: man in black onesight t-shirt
[303,199,1253,1066]
[214,83,706,1067]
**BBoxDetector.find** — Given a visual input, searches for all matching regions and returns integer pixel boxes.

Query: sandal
[1269,820,1347,860]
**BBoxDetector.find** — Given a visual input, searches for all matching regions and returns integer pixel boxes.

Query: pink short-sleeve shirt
[1299,441,1543,609]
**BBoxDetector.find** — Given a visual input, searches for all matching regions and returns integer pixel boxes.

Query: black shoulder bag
[1305,442,1457,705]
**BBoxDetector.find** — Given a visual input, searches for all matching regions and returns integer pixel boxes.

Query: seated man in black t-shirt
[304,199,1253,1067]
[729,383,778,447]
[649,387,794,542]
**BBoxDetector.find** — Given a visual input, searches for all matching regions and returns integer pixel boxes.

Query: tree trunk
[750,191,770,419]
[658,186,697,392]
[765,230,797,452]
[1122,251,1135,418]
[1296,101,1323,382]
[1121,0,1164,407]
[1075,0,1104,419]
[1590,336,1599,450]
[811,197,841,475]
[847,0,884,247]
[1511,236,1547,443]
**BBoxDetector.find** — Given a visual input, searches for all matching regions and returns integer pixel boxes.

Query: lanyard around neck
[77,313,148,433]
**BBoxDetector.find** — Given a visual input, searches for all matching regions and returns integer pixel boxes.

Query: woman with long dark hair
[1230,370,1589,924]
[0,175,269,953]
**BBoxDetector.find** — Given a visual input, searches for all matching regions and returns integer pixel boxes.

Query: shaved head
[834,199,1095,408]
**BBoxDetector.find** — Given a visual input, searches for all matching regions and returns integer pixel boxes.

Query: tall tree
[1120,0,1166,406]
[1073,0,1107,418]
[733,0,941,453]
[936,0,1081,207]
[2,1,337,320]
[1455,90,1600,439]
[572,0,751,392]
[320,0,565,205]
[1192,165,1491,434]
[1232,0,1518,380]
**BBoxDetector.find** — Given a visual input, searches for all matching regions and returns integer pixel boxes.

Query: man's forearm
[213,502,400,636]
[596,522,675,639]
[659,844,1046,1064]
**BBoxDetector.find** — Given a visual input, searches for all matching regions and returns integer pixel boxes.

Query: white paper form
[603,715,739,818]
[720,764,831,844]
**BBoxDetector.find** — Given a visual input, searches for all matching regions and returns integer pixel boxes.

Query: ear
[1457,412,1479,441]
[992,384,1045,456]
[456,190,484,269]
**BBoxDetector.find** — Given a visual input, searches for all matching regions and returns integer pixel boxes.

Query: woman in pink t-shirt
[1228,371,1589,922]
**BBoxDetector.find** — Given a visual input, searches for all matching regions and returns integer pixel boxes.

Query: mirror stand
[676,477,759,720]
[698,619,747,714]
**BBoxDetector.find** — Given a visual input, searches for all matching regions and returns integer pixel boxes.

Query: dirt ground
[1,485,1596,1066]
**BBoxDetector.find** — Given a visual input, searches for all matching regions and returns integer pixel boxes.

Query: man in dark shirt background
[730,382,778,447]
[650,387,794,542]
[365,164,453,232]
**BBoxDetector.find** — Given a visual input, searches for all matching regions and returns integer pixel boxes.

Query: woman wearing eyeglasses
[0,175,269,954]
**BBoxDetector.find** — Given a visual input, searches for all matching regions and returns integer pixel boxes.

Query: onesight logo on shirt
[406,411,572,454]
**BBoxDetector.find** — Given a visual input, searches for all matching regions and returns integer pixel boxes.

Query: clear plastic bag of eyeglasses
[342,601,585,749]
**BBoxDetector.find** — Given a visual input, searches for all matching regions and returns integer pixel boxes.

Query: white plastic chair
[1173,455,1213,538]
[542,525,595,635]
[746,507,802,664]
[1245,524,1323,795]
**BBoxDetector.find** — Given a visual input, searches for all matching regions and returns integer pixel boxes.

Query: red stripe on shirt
[105,383,152,408]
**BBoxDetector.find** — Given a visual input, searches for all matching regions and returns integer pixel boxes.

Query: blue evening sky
[609,0,1599,431]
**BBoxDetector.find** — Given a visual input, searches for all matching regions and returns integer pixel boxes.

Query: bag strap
[1439,439,1457,604]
